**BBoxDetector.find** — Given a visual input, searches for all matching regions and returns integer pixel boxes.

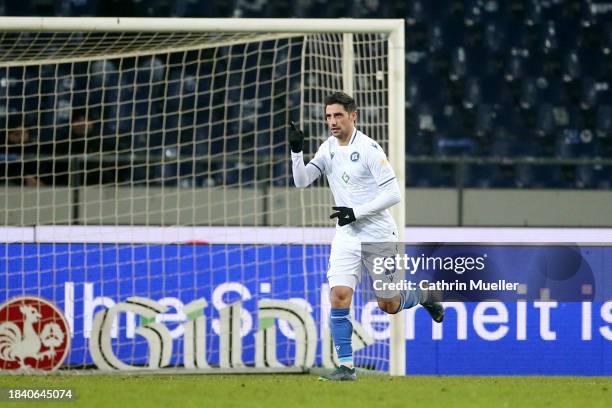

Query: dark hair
[324,92,357,113]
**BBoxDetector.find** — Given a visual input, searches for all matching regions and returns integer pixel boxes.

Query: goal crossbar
[0,17,404,35]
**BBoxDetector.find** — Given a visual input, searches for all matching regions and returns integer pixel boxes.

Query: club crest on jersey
[350,152,360,162]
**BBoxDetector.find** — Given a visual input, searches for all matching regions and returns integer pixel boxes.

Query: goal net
[0,18,405,374]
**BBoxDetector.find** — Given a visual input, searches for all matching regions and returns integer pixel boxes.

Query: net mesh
[0,29,394,372]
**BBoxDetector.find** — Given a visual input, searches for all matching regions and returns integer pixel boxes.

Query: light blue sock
[330,308,353,366]
[396,288,422,312]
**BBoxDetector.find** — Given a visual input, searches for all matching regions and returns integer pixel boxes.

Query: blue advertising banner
[1,243,611,375]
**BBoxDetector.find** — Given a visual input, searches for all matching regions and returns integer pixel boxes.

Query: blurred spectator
[1,114,41,187]
[67,108,126,185]
[68,108,102,155]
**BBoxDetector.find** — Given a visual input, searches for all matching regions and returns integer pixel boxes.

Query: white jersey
[307,128,399,242]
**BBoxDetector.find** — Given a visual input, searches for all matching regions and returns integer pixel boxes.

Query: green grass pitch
[1,374,611,407]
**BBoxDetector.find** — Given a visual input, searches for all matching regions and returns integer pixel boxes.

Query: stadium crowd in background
[1,0,611,189]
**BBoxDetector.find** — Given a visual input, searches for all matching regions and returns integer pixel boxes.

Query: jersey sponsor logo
[350,152,360,162]
[371,142,379,149]
[330,152,335,160]
[0,296,71,371]
[341,172,350,184]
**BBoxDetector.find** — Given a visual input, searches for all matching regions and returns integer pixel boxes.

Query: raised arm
[289,121,326,188]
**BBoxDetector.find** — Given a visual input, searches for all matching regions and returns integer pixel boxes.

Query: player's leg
[319,277,358,381]
[376,290,444,323]
[374,285,421,315]
[418,290,445,323]
[376,292,416,314]
[319,238,360,381]
[329,278,355,368]
[365,239,444,322]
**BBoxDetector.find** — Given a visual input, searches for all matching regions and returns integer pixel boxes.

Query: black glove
[289,121,304,153]
[330,206,357,226]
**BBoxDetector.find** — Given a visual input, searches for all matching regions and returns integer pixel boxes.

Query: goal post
[386,21,406,377]
[0,17,405,375]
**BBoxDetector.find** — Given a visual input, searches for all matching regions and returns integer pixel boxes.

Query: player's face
[325,104,357,141]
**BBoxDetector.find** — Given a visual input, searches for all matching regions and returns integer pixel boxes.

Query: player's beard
[330,126,349,142]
